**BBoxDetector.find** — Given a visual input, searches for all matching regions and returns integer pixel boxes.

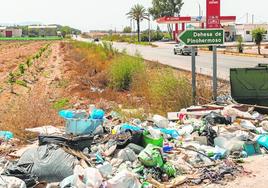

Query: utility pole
[246,13,249,24]
[252,14,254,24]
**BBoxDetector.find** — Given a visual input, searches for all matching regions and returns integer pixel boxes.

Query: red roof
[156,16,236,24]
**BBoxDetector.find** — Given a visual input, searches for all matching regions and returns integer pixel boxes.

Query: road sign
[207,0,221,28]
[178,29,224,46]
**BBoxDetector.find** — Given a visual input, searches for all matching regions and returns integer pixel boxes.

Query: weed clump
[109,55,145,91]
[53,98,70,110]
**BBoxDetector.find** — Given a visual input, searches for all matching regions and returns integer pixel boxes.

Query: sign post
[179,29,224,104]
[213,46,217,100]
[191,47,196,105]
[207,0,221,101]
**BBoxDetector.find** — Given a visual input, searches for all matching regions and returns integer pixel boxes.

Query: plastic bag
[90,109,105,119]
[0,175,26,188]
[15,144,78,182]
[117,148,137,162]
[138,144,164,167]
[73,165,103,188]
[106,170,141,188]
[203,112,231,126]
[152,115,169,128]
[0,131,13,141]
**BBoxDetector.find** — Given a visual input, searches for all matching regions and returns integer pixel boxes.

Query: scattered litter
[1,101,268,187]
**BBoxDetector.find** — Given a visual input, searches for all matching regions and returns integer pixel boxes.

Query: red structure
[156,16,236,41]
[206,0,221,28]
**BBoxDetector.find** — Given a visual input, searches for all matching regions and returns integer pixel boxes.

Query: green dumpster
[230,64,268,107]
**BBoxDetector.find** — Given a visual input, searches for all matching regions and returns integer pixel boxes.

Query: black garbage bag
[3,163,38,187]
[199,125,217,146]
[38,134,94,151]
[4,144,78,183]
[116,130,143,149]
[203,112,231,126]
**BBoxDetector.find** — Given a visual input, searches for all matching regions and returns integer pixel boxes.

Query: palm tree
[127,4,149,42]
[252,27,266,55]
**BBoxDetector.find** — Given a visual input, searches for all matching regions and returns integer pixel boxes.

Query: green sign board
[178,29,224,46]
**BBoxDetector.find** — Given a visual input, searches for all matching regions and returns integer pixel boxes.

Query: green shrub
[19,64,26,74]
[148,69,192,112]
[109,55,145,91]
[26,58,33,68]
[71,41,118,61]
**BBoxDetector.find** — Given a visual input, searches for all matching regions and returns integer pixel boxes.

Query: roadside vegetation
[0,40,217,140]
[67,41,213,114]
[252,27,266,55]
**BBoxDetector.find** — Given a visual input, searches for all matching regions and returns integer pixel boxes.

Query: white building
[236,24,268,42]
[0,27,22,37]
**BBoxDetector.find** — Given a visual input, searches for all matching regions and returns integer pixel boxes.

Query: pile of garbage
[1,101,268,187]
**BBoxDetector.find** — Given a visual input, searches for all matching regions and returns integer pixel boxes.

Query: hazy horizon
[0,0,267,32]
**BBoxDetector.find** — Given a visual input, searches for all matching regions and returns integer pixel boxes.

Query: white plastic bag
[73,165,103,188]
[106,170,141,188]
[0,175,26,188]
[152,115,169,128]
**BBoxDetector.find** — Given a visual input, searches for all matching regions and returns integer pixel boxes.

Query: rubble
[1,101,268,187]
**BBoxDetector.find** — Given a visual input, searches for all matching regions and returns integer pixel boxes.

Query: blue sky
[0,0,267,31]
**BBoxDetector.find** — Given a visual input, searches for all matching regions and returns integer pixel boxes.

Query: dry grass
[1,94,63,140]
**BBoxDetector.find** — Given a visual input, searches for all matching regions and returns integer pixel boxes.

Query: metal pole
[213,46,217,101]
[191,47,196,105]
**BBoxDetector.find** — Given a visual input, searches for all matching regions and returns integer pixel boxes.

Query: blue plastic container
[66,118,103,136]
[59,110,87,119]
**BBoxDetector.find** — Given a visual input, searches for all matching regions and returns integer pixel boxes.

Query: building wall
[235,24,268,42]
[0,29,22,37]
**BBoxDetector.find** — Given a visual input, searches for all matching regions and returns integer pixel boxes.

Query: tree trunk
[258,45,261,55]
[137,20,140,42]
[167,24,174,39]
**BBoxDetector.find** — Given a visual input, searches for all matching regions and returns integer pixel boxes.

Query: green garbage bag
[138,144,164,167]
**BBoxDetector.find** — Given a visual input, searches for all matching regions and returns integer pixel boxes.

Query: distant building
[235,24,268,42]
[223,25,236,42]
[28,25,58,37]
[0,27,22,37]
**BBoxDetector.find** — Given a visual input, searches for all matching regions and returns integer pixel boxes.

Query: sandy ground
[206,155,268,188]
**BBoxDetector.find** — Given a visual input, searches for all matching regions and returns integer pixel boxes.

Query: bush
[236,36,244,53]
[19,64,25,74]
[141,30,164,42]
[109,55,145,91]
[147,69,192,113]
